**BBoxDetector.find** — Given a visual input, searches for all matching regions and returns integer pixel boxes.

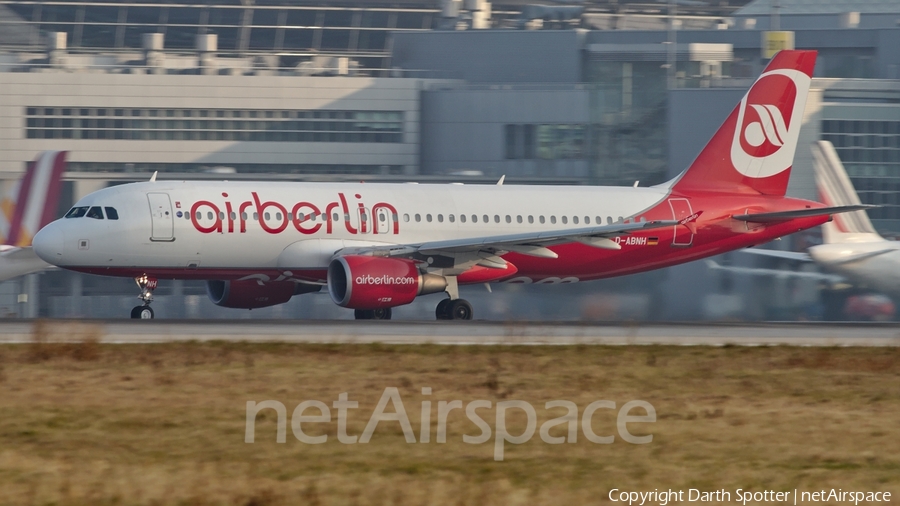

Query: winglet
[150,171,158,182]
[496,175,505,186]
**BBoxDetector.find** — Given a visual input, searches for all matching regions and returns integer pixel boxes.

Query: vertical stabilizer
[811,141,883,244]
[5,151,68,247]
[671,50,816,196]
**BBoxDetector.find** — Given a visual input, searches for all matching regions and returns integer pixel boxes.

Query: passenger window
[65,206,89,218]
[505,215,511,223]
[104,207,119,220]
[573,216,579,224]
[585,216,590,224]
[426,214,433,222]
[275,212,282,221]
[494,215,500,223]
[219,212,226,220]
[562,216,568,224]
[195,212,202,220]
[264,212,271,220]
[380,213,386,222]
[242,212,248,220]
[253,213,259,220]
[540,216,545,224]
[86,206,104,219]
[550,216,557,224]
[607,217,613,224]
[528,215,534,224]
[449,214,455,223]
[415,214,421,222]
[472,215,478,223]
[437,214,444,223]
[516,215,522,224]
[460,214,466,223]
[403,214,410,222]
[595,216,601,224]
[207,212,214,220]
[618,216,624,222]
[230,212,236,220]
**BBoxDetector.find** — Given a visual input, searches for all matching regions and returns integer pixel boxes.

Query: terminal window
[505,123,585,160]
[821,119,900,221]
[25,107,404,143]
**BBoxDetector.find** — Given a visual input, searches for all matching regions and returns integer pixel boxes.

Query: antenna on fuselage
[150,171,158,182]
[496,175,505,186]
[633,180,640,187]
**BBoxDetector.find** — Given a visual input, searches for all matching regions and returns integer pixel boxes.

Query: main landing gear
[435,298,473,320]
[354,308,392,320]
[131,274,158,319]
[435,276,473,321]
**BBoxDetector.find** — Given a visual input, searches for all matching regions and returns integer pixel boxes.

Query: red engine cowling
[328,255,445,310]
[206,280,319,309]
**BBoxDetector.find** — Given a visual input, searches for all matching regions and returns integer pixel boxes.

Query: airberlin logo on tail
[730,69,811,179]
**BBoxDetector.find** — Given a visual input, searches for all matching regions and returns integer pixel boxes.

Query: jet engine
[206,279,320,309]
[327,255,446,309]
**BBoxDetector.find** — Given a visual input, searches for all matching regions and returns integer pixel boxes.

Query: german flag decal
[647,237,659,246]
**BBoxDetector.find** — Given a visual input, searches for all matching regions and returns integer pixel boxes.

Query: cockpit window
[86,206,104,220]
[105,207,119,220]
[65,206,88,218]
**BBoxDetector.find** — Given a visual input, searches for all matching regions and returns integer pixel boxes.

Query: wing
[705,260,844,284]
[740,248,812,262]
[335,219,679,270]
[0,246,52,281]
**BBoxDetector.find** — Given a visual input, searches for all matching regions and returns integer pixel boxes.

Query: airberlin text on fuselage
[189,192,399,236]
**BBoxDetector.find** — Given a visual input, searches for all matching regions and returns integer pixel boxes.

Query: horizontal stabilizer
[732,205,876,223]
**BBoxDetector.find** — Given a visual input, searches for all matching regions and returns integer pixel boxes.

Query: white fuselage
[809,241,900,296]
[35,181,670,281]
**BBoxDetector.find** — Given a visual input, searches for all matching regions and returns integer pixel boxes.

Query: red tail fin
[7,151,68,247]
[671,50,816,196]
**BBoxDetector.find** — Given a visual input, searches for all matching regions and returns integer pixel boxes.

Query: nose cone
[33,223,64,264]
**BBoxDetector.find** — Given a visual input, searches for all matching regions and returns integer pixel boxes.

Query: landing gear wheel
[355,308,392,320]
[435,298,452,320]
[448,299,473,321]
[131,305,154,319]
[132,274,158,319]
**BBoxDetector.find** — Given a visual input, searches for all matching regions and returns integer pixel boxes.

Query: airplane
[718,140,900,298]
[0,151,67,281]
[32,50,866,320]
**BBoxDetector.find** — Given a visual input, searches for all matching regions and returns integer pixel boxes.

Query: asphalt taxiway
[1,320,899,346]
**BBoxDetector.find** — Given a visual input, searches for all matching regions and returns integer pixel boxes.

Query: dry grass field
[1,323,899,505]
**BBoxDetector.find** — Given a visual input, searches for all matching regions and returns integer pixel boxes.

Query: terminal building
[0,0,898,320]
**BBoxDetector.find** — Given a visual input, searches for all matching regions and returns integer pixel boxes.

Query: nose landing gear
[131,274,158,319]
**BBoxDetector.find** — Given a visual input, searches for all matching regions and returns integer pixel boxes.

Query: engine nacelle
[327,255,446,309]
[206,280,320,309]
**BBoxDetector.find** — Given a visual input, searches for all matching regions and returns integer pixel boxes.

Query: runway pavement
[1,320,900,346]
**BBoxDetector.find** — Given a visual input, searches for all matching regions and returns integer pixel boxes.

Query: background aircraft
[709,140,900,319]
[0,151,67,281]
